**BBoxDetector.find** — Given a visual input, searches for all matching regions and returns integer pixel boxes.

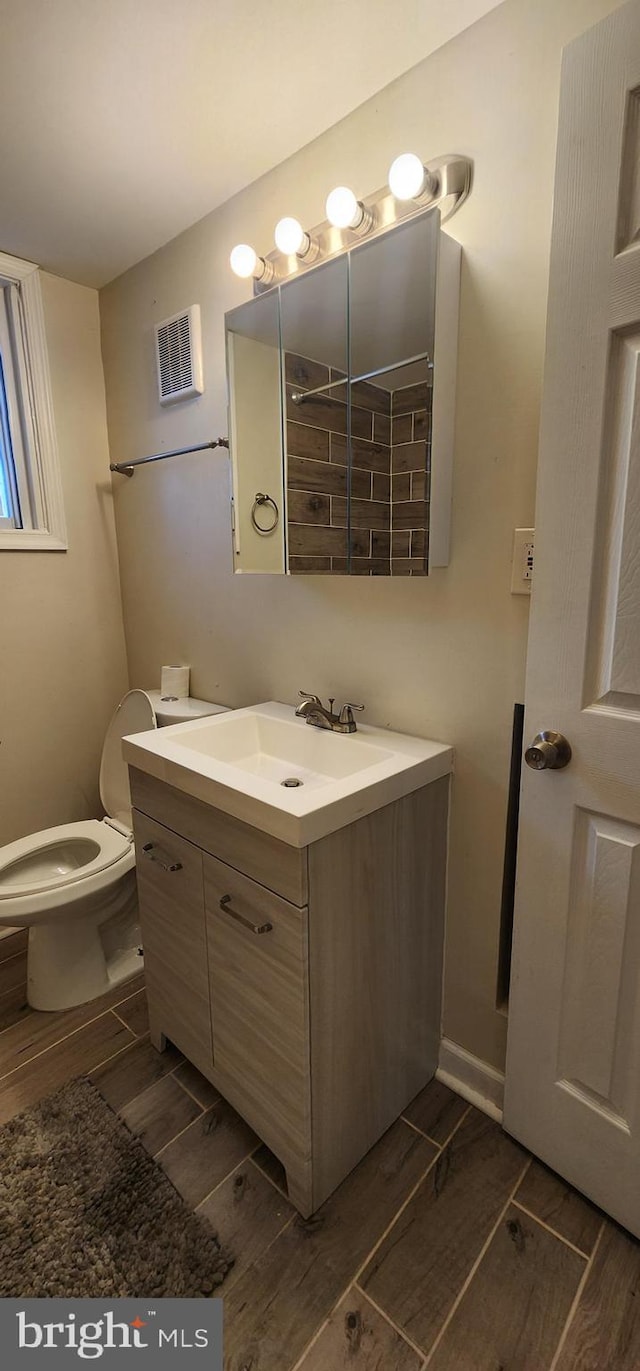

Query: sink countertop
[123,700,453,848]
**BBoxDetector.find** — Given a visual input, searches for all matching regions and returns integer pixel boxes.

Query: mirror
[281,255,349,572]
[226,291,284,573]
[226,207,458,576]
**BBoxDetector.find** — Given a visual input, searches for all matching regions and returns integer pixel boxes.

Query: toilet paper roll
[160,665,190,699]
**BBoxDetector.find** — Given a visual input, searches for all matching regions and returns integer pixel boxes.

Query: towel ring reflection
[251,492,279,535]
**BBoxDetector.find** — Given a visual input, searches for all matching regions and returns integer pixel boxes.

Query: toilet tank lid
[144,691,230,725]
[99,689,157,823]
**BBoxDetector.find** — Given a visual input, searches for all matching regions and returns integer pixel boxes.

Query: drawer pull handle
[220,894,273,935]
[141,842,183,873]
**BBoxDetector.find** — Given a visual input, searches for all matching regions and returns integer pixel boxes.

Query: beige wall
[0,273,128,847]
[100,0,623,1072]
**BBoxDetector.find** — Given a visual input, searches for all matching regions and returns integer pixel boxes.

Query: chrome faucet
[295,691,365,734]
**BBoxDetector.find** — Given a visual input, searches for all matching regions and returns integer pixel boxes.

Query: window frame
[0,252,66,551]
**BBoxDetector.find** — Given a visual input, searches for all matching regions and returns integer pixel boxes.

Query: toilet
[0,689,229,1013]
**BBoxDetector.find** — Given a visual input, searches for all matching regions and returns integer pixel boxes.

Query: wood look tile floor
[2,930,640,1369]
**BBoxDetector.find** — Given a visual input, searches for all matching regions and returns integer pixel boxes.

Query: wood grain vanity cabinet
[130,765,448,1216]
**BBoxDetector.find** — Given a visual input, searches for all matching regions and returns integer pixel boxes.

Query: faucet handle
[339,702,365,725]
[298,690,322,705]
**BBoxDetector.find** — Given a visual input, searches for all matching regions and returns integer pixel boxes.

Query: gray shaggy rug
[0,1077,232,1297]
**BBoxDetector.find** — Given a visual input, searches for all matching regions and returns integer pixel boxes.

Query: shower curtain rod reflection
[291,352,432,405]
[110,437,229,477]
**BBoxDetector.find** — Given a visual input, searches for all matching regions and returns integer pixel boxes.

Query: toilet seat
[0,818,133,900]
[0,819,135,921]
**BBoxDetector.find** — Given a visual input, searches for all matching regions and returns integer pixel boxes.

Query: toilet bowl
[0,689,229,1012]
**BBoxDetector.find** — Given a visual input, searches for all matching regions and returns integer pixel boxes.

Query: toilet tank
[145,691,231,728]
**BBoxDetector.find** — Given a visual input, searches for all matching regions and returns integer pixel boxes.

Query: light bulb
[229,244,275,284]
[388,153,428,200]
[230,243,259,278]
[325,186,363,230]
[274,217,308,256]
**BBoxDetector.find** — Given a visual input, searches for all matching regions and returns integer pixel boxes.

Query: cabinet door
[133,810,213,1076]
[204,853,311,1175]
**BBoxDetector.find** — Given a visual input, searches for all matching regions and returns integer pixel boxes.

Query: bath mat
[0,1077,232,1297]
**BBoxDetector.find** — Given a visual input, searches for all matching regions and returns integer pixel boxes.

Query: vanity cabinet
[130,765,448,1216]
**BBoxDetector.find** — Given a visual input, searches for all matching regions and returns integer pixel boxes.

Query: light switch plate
[511,528,534,594]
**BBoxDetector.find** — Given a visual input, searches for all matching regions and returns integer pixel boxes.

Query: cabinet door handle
[219,894,273,935]
[141,842,183,873]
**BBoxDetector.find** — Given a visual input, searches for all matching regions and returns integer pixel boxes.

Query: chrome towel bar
[110,437,229,477]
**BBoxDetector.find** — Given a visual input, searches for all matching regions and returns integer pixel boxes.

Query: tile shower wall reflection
[286,352,432,575]
[391,380,431,574]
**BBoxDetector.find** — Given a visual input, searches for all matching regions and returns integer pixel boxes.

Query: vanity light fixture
[388,153,439,203]
[273,217,317,260]
[230,153,471,290]
[325,186,374,235]
[229,243,275,284]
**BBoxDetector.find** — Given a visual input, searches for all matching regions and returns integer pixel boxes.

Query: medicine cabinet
[226,208,460,576]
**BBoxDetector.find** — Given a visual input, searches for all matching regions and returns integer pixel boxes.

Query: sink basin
[174,710,395,786]
[123,701,453,846]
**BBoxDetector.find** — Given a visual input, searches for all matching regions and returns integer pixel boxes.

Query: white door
[504,0,640,1237]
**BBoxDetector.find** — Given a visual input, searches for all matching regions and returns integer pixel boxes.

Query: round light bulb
[274,217,307,255]
[230,243,259,278]
[388,153,427,201]
[325,186,362,230]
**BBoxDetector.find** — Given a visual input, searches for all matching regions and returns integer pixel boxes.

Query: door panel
[505,0,640,1236]
[133,810,213,1077]
[588,330,640,707]
[557,810,640,1123]
[204,853,311,1177]
[617,86,640,250]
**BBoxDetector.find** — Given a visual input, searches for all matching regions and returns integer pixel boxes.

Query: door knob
[524,731,572,771]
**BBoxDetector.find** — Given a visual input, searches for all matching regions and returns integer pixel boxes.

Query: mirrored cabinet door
[348,214,439,576]
[280,256,349,574]
[226,291,285,573]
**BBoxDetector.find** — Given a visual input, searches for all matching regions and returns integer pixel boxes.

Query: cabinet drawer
[133,811,213,1076]
[130,768,308,907]
[204,853,311,1172]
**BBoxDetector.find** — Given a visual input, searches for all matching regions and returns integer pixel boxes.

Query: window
[0,285,29,531]
[0,252,66,550]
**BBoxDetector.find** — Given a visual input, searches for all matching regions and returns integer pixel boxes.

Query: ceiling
[0,0,502,288]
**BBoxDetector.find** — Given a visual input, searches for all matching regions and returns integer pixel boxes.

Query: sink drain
[281,776,304,788]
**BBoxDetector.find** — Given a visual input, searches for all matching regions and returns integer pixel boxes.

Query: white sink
[174,710,395,785]
[123,701,453,847]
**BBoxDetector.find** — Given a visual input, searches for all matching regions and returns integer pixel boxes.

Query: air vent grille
[155,305,204,405]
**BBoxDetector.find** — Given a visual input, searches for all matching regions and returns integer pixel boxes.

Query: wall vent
[155,304,204,405]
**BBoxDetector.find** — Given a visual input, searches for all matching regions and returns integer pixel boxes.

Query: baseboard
[437,1037,505,1123]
